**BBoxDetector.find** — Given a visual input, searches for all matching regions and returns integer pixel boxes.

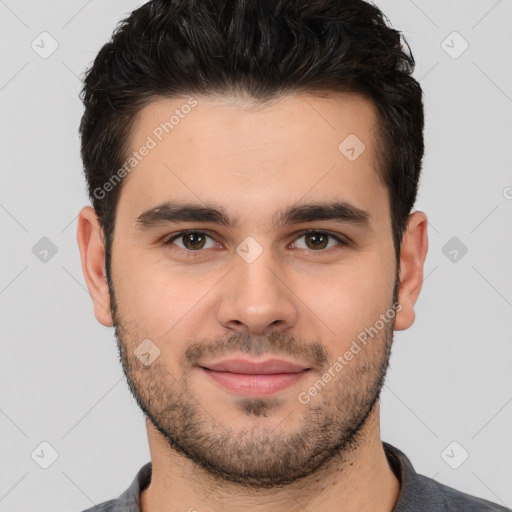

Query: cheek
[113,252,216,339]
[307,258,394,348]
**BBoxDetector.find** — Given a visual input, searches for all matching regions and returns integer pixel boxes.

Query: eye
[163,230,218,252]
[163,229,348,255]
[291,230,348,252]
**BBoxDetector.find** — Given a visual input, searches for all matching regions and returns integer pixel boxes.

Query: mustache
[183,331,330,370]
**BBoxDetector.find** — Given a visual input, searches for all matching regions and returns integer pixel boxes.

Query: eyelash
[162,229,349,256]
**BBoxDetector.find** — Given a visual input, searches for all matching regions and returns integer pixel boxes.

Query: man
[76,0,508,510]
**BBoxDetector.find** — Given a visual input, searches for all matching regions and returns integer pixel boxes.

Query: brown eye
[293,230,347,251]
[304,232,329,250]
[183,232,206,250]
[164,231,216,251]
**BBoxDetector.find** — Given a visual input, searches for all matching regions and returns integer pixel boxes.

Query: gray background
[1,0,511,510]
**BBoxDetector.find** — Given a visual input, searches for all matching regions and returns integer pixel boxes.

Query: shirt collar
[115,443,418,511]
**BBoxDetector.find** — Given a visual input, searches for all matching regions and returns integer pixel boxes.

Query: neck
[140,404,400,512]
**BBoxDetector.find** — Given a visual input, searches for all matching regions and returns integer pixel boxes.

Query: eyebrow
[134,200,371,232]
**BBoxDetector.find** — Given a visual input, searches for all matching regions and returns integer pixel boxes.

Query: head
[77,0,428,488]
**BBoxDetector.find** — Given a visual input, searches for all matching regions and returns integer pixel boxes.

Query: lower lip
[200,368,310,397]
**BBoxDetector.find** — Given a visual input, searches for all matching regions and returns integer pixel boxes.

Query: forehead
[118,91,388,227]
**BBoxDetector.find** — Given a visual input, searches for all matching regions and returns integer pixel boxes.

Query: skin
[77,92,428,512]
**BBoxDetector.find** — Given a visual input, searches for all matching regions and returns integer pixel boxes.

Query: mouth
[198,358,312,397]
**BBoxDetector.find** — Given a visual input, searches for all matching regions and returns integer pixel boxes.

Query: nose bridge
[216,236,298,334]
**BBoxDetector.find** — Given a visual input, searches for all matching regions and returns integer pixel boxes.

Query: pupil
[182,233,329,251]
[186,233,204,250]
[307,233,327,250]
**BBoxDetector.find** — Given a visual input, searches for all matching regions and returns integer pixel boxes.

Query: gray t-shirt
[81,442,510,511]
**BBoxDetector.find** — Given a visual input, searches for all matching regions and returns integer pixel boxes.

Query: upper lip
[199,358,310,374]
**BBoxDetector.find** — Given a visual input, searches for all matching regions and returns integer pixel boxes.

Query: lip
[201,358,310,374]
[198,358,311,397]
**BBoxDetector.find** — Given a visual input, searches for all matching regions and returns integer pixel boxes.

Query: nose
[216,248,299,336]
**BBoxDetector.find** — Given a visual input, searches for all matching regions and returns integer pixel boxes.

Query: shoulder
[80,499,117,512]
[80,496,136,512]
[384,442,510,512]
[78,462,152,512]
[414,472,510,511]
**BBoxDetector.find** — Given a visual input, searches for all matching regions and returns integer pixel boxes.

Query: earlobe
[76,206,113,327]
[394,211,429,331]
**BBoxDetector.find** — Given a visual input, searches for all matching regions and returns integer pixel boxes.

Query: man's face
[106,92,399,487]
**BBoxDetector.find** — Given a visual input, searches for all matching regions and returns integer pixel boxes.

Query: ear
[76,206,113,327]
[394,210,429,331]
